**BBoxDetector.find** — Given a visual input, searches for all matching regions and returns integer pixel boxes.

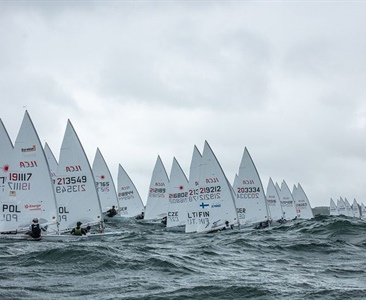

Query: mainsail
[233,147,269,225]
[0,111,58,232]
[55,120,103,232]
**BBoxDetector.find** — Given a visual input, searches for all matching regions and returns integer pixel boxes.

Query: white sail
[0,119,13,202]
[337,198,346,216]
[233,147,269,225]
[278,180,298,220]
[44,142,58,184]
[0,111,58,232]
[166,157,188,228]
[329,198,338,216]
[144,155,169,221]
[361,203,366,220]
[352,199,360,219]
[293,183,314,219]
[189,141,238,233]
[185,145,202,233]
[55,120,103,232]
[92,148,119,214]
[117,164,144,218]
[266,178,283,222]
[344,198,353,217]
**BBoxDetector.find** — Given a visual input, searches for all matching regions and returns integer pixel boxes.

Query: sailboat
[329,198,338,216]
[185,145,202,233]
[292,183,314,219]
[0,111,58,236]
[266,178,284,223]
[144,155,170,223]
[186,141,238,233]
[344,198,353,217]
[0,118,13,202]
[233,147,269,227]
[336,197,346,216]
[117,164,144,219]
[54,120,105,234]
[277,180,298,221]
[166,157,189,230]
[361,203,366,220]
[352,199,360,219]
[92,148,119,219]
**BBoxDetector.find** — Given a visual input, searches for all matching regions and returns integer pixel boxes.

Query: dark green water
[1,215,366,300]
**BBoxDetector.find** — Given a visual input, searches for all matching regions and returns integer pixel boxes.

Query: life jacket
[31,224,41,238]
[74,227,82,236]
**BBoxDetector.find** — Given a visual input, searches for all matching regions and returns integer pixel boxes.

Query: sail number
[118,191,134,200]
[55,176,87,193]
[149,187,166,198]
[56,185,86,193]
[237,187,260,193]
[9,173,32,181]
[169,190,188,204]
[189,186,221,195]
[96,181,110,192]
[57,176,87,185]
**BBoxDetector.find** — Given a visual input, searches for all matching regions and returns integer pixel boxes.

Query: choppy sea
[1,215,366,300]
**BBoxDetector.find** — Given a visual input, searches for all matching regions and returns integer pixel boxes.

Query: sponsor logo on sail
[21,145,36,152]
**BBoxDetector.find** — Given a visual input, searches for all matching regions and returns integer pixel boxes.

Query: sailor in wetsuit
[106,206,117,218]
[135,211,144,220]
[27,218,47,239]
[222,221,234,230]
[70,221,87,236]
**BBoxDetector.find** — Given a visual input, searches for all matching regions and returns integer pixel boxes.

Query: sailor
[135,211,145,220]
[106,205,117,218]
[161,216,167,226]
[26,218,47,239]
[70,221,87,236]
[223,221,234,230]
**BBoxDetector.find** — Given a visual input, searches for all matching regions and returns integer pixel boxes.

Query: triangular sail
[144,155,169,220]
[329,198,338,216]
[191,141,238,233]
[337,197,346,216]
[233,147,269,225]
[344,198,353,217]
[293,183,314,219]
[185,145,202,233]
[117,164,144,217]
[0,111,58,232]
[352,199,360,218]
[166,157,188,228]
[266,178,283,222]
[44,142,58,184]
[278,180,297,220]
[55,120,102,232]
[0,119,13,201]
[361,203,366,220]
[92,148,119,213]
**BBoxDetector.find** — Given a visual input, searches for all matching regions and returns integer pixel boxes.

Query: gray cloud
[1,2,366,207]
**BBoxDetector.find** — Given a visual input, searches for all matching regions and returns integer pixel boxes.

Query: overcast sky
[1,1,366,208]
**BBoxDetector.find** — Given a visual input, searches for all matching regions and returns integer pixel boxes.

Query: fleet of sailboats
[6,111,366,241]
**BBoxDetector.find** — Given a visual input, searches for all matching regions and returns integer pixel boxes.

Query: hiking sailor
[70,221,87,236]
[26,218,47,239]
[106,205,117,218]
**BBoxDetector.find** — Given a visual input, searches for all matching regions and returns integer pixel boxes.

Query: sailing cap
[77,221,82,226]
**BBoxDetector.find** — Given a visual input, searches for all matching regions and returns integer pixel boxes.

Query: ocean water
[1,215,366,300]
